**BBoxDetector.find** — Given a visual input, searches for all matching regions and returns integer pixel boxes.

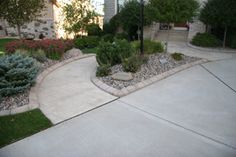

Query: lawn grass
[0,38,17,52]
[0,109,52,148]
[82,47,98,54]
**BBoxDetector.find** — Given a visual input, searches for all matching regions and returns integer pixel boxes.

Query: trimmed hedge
[191,33,222,47]
[0,54,40,96]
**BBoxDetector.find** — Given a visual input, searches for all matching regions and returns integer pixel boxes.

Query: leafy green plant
[75,36,100,49]
[102,34,114,42]
[115,33,129,40]
[62,0,95,35]
[86,23,102,36]
[122,55,142,73]
[96,64,111,77]
[191,33,222,47]
[171,53,183,61]
[82,47,98,54]
[96,39,134,66]
[0,54,40,96]
[131,40,164,54]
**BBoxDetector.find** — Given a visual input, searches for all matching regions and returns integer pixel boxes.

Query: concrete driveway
[1,58,236,157]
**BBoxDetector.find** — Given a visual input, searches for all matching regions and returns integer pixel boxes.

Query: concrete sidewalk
[168,41,236,61]
[38,56,116,124]
[1,58,236,157]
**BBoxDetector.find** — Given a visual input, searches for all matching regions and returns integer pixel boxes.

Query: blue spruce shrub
[0,54,40,96]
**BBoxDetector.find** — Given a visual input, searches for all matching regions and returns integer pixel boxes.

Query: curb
[187,42,236,53]
[91,59,208,97]
[0,54,95,116]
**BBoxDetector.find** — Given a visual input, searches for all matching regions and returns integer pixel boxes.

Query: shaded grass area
[82,47,98,54]
[0,109,52,148]
[0,38,17,52]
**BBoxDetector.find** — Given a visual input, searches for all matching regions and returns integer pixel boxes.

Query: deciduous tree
[63,0,95,37]
[0,0,45,38]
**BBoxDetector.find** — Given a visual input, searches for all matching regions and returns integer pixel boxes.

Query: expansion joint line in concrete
[200,65,236,94]
[118,100,236,151]
[54,98,119,126]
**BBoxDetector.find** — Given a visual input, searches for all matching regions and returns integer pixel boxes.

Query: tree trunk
[223,26,227,48]
[16,25,21,39]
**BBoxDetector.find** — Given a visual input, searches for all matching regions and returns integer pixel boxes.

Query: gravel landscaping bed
[98,53,201,90]
[0,48,82,111]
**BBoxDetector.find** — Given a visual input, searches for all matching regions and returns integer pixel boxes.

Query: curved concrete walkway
[168,41,236,61]
[38,56,116,124]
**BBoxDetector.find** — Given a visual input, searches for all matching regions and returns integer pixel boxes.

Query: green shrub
[171,53,183,61]
[96,64,111,77]
[75,36,100,49]
[122,55,142,73]
[102,14,120,35]
[102,34,114,42]
[96,39,134,66]
[82,48,98,54]
[115,33,129,40]
[191,33,222,47]
[0,54,40,96]
[131,40,164,54]
[87,23,102,36]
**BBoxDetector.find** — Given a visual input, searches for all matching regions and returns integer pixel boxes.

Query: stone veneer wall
[2,19,56,39]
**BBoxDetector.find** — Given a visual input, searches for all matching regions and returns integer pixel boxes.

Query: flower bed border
[91,59,208,97]
[0,54,95,116]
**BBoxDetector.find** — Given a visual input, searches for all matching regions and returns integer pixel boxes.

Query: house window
[0,25,3,30]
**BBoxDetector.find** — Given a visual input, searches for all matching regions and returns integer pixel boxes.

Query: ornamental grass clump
[0,54,40,96]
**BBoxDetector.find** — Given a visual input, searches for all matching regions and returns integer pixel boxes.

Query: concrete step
[156,30,188,42]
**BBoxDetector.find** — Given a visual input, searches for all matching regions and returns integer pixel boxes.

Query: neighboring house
[104,0,207,41]
[0,0,102,39]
